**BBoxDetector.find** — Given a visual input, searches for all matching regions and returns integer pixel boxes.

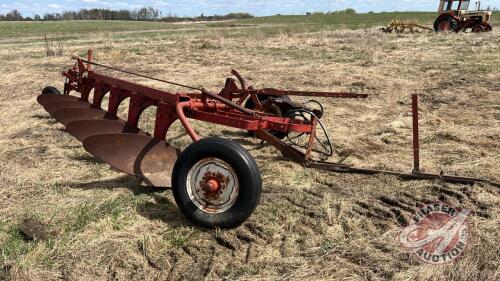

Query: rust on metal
[83,133,180,187]
[306,161,499,187]
[188,158,239,213]
[37,51,498,193]
[43,100,91,115]
[66,119,146,141]
[200,171,228,197]
[303,94,498,187]
[37,94,79,107]
[245,88,368,99]
[52,107,107,126]
[412,94,420,173]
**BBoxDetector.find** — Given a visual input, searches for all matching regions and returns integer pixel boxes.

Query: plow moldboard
[83,133,180,187]
[53,107,108,126]
[65,119,148,141]
[44,100,91,115]
[37,94,79,107]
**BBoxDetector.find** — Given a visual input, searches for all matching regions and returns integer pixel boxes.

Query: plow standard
[37,51,498,228]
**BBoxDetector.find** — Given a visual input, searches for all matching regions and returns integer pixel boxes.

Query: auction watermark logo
[399,202,470,264]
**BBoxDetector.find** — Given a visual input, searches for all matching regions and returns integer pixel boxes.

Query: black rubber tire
[484,24,493,32]
[244,94,291,111]
[472,25,484,33]
[244,95,291,139]
[172,137,262,228]
[433,18,441,32]
[42,86,61,95]
[434,17,458,32]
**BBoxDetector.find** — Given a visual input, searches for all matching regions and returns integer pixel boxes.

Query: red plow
[37,51,498,228]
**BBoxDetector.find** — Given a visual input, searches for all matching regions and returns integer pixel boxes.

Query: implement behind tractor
[37,51,498,228]
[381,19,433,33]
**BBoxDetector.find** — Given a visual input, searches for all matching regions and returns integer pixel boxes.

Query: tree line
[0,8,254,22]
[305,9,357,16]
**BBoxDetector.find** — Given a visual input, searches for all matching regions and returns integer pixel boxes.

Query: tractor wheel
[472,25,484,33]
[42,86,61,95]
[435,18,458,32]
[484,24,493,32]
[172,137,262,228]
[244,94,292,139]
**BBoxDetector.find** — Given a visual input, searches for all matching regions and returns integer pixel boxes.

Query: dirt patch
[18,218,52,241]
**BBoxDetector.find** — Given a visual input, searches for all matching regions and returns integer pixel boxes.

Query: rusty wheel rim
[187,158,239,214]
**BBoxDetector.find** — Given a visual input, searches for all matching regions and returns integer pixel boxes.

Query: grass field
[0,12,499,280]
[0,12,470,38]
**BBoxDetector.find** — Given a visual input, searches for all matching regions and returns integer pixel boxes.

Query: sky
[1,0,499,17]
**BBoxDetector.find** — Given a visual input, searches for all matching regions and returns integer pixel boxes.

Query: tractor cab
[438,0,470,13]
[435,0,493,32]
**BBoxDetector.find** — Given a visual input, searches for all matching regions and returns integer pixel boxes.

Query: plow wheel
[244,95,291,139]
[244,94,291,115]
[172,137,261,228]
[42,86,61,95]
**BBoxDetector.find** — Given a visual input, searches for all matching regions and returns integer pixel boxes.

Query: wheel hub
[200,172,227,195]
[202,178,220,193]
[187,158,239,214]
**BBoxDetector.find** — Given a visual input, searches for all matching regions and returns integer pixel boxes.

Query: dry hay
[0,24,499,280]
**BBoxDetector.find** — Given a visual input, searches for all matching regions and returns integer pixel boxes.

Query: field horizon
[0,12,476,37]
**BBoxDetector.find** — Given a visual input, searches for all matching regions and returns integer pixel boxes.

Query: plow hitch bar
[37,51,498,228]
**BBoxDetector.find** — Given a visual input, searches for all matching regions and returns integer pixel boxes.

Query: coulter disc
[65,119,147,141]
[83,134,180,187]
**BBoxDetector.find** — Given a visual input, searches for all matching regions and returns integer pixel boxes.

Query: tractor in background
[434,0,493,32]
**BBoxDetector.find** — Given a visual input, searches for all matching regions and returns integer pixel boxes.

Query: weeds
[65,197,129,233]
[44,34,64,56]
[163,227,194,248]
[0,227,35,265]
[200,40,221,49]
[131,47,143,55]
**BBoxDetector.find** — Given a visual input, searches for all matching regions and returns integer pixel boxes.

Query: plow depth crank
[37,51,498,228]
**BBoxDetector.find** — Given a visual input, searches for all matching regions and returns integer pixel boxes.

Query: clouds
[48,4,62,9]
[1,0,499,17]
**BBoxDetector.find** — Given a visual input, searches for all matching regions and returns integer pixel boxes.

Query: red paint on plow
[37,50,498,228]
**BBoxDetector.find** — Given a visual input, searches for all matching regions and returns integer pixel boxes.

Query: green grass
[242,11,500,27]
[0,20,185,38]
[0,227,35,264]
[163,227,195,248]
[1,12,496,39]
[65,196,131,232]
[240,12,437,26]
